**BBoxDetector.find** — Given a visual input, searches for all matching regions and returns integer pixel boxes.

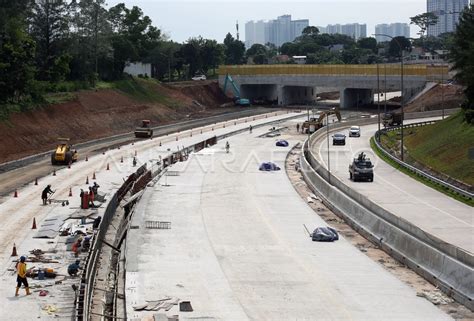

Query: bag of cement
[312,227,339,242]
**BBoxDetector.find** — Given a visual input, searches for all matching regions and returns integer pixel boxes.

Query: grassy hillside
[404,111,474,186]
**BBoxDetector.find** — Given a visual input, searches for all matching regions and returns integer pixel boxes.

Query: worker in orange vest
[15,256,31,296]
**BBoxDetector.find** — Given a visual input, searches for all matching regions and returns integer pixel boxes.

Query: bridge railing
[218,64,449,79]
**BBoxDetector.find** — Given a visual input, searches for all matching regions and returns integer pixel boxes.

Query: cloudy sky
[105,0,427,42]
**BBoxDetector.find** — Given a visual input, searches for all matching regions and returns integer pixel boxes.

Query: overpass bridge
[218,64,449,108]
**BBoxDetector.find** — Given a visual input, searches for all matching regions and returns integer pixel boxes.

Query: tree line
[0,0,246,105]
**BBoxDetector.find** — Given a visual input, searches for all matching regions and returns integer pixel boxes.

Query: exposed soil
[0,81,234,164]
[403,83,465,113]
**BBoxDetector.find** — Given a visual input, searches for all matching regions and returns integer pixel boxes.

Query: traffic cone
[92,172,96,180]
[34,178,38,186]
[200,130,202,134]
[14,189,18,198]
[120,156,123,163]
[69,188,72,197]
[212,127,214,131]
[223,124,226,128]
[159,141,162,146]
[32,218,37,229]
[106,163,110,170]
[190,132,192,137]
[86,176,89,184]
[132,142,134,145]
[11,243,17,256]
[234,122,236,125]
[53,170,56,176]
[85,155,88,162]
[176,136,178,141]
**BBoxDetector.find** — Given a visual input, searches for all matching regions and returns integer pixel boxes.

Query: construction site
[0,77,472,321]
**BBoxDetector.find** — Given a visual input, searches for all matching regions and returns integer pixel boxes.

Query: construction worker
[15,256,31,296]
[41,184,54,205]
[132,157,137,167]
[88,186,96,208]
[92,182,100,195]
[67,260,81,276]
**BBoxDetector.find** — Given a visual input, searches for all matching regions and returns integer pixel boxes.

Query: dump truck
[134,120,153,138]
[382,112,403,127]
[349,152,374,182]
[51,138,78,165]
[302,108,342,134]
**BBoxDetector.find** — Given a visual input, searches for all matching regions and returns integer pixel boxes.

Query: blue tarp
[259,162,281,171]
[276,140,289,147]
[312,227,339,242]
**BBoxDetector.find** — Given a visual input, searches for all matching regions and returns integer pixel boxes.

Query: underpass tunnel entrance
[240,84,278,105]
[281,86,316,106]
[340,88,374,109]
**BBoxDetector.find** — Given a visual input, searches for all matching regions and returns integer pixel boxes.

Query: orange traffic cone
[69,188,72,197]
[11,243,17,256]
[32,218,37,229]
[85,155,88,162]
[86,176,89,184]
[190,132,192,137]
[53,170,56,176]
[120,156,123,163]
[35,178,38,185]
[92,172,96,180]
[200,130,202,134]
[106,163,110,170]
[14,189,18,198]
[212,127,214,131]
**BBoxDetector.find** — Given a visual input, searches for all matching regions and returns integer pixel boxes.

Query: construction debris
[133,297,180,311]
[416,290,454,305]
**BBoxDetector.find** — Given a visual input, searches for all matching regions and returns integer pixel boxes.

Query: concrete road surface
[125,122,451,320]
[312,120,473,254]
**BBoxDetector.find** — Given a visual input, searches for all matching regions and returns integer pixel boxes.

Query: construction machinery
[302,108,342,134]
[51,138,78,165]
[382,112,403,127]
[134,120,153,138]
[222,74,250,107]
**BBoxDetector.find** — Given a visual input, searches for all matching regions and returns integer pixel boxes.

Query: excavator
[134,120,153,138]
[222,74,250,107]
[51,138,78,165]
[301,108,342,134]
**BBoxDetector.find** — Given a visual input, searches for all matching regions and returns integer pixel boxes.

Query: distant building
[427,0,469,36]
[375,23,410,42]
[124,62,151,77]
[323,23,367,40]
[245,15,309,48]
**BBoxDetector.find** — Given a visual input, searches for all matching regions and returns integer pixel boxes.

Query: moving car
[349,152,374,182]
[332,133,346,145]
[192,74,206,81]
[349,126,361,137]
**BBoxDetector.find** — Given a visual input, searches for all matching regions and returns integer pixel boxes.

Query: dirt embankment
[0,80,233,163]
[404,83,464,113]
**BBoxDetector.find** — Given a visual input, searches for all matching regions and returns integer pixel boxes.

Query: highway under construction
[0,109,472,321]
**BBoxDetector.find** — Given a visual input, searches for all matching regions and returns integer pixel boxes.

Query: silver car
[349,126,361,137]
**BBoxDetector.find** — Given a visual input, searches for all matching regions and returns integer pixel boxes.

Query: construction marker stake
[68,188,72,197]
[11,243,17,256]
[35,178,38,185]
[32,218,37,229]
[85,155,88,161]
[106,163,110,170]
[14,189,18,198]
[93,172,96,180]
[53,170,56,176]
[86,176,89,184]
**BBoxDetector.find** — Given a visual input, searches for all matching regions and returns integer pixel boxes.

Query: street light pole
[326,114,331,184]
[377,61,381,133]
[373,33,405,161]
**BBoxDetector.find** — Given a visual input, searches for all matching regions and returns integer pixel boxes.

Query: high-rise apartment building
[324,23,367,39]
[375,23,410,42]
[245,15,309,48]
[427,0,469,36]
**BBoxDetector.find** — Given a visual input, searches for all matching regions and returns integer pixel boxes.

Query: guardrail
[375,122,473,200]
[300,110,473,310]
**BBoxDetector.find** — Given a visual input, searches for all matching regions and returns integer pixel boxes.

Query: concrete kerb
[301,113,474,310]
[0,109,279,174]
[80,112,305,319]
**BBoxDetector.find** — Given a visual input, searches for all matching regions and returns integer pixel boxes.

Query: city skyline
[105,1,428,43]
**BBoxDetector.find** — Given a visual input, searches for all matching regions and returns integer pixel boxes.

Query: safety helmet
[20,256,26,262]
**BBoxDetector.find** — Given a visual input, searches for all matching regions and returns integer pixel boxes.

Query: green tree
[357,37,377,53]
[302,26,319,37]
[0,0,36,103]
[202,39,224,74]
[223,33,245,65]
[29,0,70,81]
[410,12,438,37]
[388,36,411,58]
[450,4,474,123]
[246,43,267,64]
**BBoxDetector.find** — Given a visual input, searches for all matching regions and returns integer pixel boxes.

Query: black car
[332,133,346,145]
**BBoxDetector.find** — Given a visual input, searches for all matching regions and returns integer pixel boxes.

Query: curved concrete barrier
[300,109,473,310]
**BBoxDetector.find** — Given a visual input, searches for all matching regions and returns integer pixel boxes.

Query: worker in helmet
[68,260,81,276]
[41,184,54,205]
[15,256,31,296]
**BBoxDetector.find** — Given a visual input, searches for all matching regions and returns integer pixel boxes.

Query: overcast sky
[105,0,427,42]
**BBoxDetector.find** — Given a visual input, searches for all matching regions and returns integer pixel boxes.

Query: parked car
[192,74,206,81]
[332,133,346,145]
[349,126,361,137]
